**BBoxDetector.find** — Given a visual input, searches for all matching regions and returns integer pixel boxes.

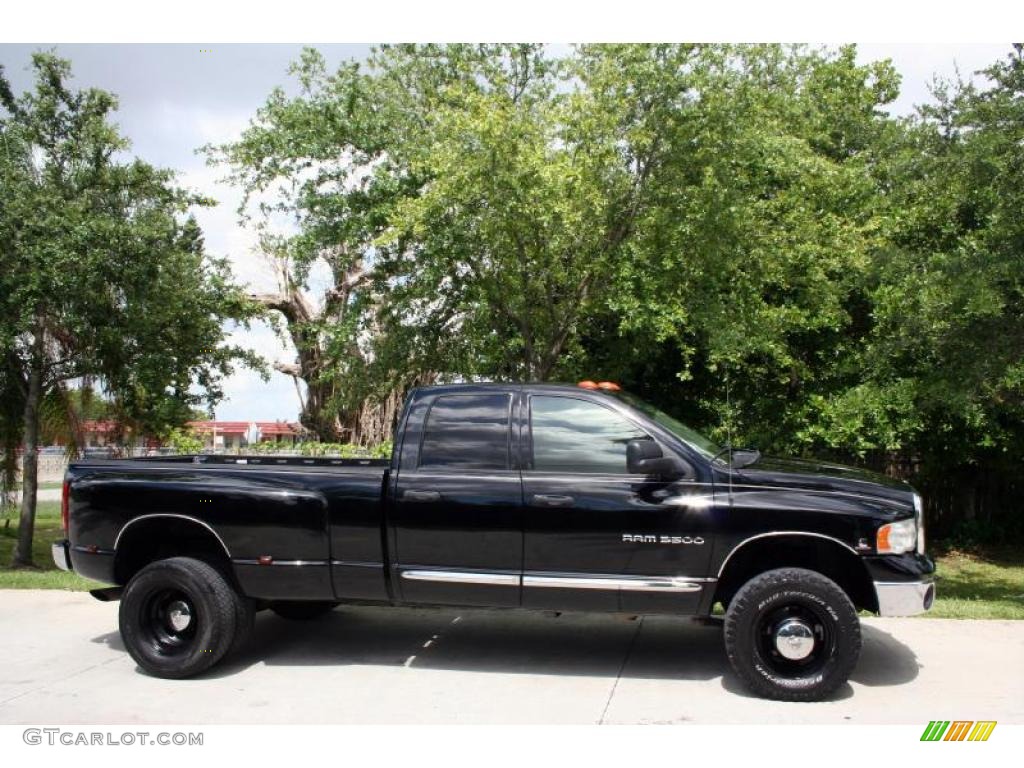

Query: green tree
[0,53,260,566]
[570,46,899,448]
[377,44,687,380]
[212,44,691,436]
[808,44,1024,535]
[208,45,435,444]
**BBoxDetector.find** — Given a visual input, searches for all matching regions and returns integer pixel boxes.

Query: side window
[419,393,512,471]
[530,396,648,474]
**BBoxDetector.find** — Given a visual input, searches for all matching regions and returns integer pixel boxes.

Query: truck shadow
[92,605,920,698]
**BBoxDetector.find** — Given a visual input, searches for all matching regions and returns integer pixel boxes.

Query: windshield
[612,391,722,459]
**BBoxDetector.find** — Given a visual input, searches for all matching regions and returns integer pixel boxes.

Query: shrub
[163,428,204,455]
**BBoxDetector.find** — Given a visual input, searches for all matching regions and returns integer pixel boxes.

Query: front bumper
[52,539,71,571]
[874,579,935,616]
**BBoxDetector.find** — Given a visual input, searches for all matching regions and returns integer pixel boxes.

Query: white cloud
[856,43,1010,116]
[214,366,303,422]
[215,321,303,421]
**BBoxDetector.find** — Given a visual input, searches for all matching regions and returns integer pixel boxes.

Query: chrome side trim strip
[233,559,329,566]
[401,569,520,586]
[399,569,713,592]
[113,513,232,558]
[717,531,860,579]
[523,575,705,593]
[331,560,383,568]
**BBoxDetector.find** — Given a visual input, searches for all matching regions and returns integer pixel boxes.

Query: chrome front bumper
[875,579,935,616]
[52,540,71,571]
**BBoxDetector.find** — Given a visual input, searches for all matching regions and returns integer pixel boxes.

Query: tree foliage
[0,53,260,564]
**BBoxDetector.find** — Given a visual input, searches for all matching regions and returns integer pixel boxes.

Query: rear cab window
[418,392,513,471]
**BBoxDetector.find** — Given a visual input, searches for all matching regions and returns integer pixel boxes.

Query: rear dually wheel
[119,556,238,679]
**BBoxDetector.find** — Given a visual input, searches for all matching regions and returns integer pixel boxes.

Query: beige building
[186,420,305,452]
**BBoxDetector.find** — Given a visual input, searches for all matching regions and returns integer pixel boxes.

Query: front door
[521,393,714,614]
[391,389,523,607]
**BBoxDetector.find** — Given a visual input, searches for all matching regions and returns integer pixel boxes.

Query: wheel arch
[714,533,878,613]
[113,514,236,587]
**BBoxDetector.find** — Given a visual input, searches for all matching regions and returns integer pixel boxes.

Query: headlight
[877,518,917,555]
[913,493,925,554]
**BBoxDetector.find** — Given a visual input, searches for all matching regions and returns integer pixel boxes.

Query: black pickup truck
[53,382,934,700]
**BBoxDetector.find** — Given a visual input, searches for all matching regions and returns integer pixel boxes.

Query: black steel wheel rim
[755,600,836,678]
[139,587,198,657]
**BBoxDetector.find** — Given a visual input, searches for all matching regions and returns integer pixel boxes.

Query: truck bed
[64,455,391,603]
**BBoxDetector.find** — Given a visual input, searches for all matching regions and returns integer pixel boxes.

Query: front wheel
[724,567,861,701]
[119,557,239,679]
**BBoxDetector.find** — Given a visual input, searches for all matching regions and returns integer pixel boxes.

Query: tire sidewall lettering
[757,589,840,622]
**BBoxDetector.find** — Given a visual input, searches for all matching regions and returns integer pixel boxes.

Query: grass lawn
[0,502,94,590]
[1,507,1022,617]
[927,545,1024,619]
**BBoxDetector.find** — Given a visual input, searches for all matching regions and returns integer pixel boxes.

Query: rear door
[521,392,714,614]
[390,389,523,607]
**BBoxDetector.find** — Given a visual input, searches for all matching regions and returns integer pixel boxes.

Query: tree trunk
[12,331,44,568]
[251,270,419,448]
[343,386,406,446]
[301,375,343,442]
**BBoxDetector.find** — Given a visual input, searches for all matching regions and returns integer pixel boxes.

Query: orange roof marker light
[577,380,599,390]
[597,381,621,392]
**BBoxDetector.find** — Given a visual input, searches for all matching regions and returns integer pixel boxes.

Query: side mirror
[626,439,690,479]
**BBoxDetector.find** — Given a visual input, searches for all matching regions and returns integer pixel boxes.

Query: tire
[724,567,861,701]
[119,557,238,679]
[229,593,256,655]
[270,601,338,621]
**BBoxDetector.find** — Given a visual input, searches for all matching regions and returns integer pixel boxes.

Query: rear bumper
[52,539,72,571]
[874,579,935,616]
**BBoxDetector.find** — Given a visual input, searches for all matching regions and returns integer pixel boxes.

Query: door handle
[403,489,441,503]
[531,494,574,508]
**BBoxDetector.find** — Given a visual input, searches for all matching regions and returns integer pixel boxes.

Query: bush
[163,428,204,455]
[297,441,392,458]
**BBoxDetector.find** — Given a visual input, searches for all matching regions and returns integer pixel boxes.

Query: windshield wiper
[711,446,762,468]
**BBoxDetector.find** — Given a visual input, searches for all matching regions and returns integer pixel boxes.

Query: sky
[0,43,1012,422]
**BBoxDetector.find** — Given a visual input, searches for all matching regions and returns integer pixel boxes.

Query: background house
[186,420,306,452]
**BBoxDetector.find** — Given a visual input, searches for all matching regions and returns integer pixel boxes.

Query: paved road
[0,590,1021,725]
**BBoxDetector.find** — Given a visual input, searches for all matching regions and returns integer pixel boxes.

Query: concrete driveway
[0,590,1021,725]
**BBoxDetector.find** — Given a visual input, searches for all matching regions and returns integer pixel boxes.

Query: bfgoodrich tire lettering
[724,567,861,701]
[119,556,238,679]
